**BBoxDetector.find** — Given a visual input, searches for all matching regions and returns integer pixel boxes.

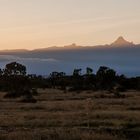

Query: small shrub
[114,91,125,98]
[20,94,37,103]
[31,88,38,96]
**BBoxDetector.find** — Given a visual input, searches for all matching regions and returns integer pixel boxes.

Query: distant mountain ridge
[0,36,140,76]
[111,36,134,47]
[0,36,138,53]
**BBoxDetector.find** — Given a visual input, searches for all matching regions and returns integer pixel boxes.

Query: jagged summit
[111,36,134,46]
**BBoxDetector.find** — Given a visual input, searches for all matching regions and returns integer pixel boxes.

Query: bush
[20,94,37,103]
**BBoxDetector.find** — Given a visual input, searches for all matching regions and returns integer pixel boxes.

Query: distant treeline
[0,62,140,100]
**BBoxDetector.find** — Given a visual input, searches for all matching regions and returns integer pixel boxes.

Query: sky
[0,0,140,50]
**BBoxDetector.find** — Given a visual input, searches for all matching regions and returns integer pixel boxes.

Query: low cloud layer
[0,46,140,77]
[0,55,58,62]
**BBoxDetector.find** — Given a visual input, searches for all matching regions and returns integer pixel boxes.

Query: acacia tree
[3,62,32,99]
[4,62,26,76]
[96,66,116,89]
[0,68,3,76]
[73,69,82,76]
[3,62,28,93]
[86,67,93,75]
[3,62,37,102]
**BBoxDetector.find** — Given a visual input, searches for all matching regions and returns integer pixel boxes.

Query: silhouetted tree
[86,67,93,75]
[3,62,26,76]
[73,69,82,76]
[96,66,116,89]
[49,71,66,89]
[50,71,66,78]
[0,68,3,76]
[2,62,36,101]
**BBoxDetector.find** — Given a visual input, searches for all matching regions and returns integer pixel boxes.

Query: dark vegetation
[0,62,140,140]
[28,66,140,92]
[0,62,36,102]
[0,62,140,101]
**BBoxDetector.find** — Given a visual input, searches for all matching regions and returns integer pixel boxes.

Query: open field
[0,89,140,140]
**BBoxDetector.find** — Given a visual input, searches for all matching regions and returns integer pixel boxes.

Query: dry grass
[0,89,140,140]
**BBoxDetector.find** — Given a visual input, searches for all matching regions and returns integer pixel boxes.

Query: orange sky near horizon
[0,0,140,50]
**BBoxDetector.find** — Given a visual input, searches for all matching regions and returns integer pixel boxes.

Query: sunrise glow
[0,0,140,50]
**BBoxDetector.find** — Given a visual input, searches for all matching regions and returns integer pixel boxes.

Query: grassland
[0,89,140,140]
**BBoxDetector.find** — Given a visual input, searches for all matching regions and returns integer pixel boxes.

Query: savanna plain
[0,89,140,140]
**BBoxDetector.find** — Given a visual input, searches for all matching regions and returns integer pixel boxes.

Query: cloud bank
[0,55,58,62]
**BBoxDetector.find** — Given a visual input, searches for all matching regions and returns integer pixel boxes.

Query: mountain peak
[111,36,134,46]
[117,36,125,41]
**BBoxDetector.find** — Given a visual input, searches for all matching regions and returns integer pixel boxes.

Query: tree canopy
[3,62,26,76]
